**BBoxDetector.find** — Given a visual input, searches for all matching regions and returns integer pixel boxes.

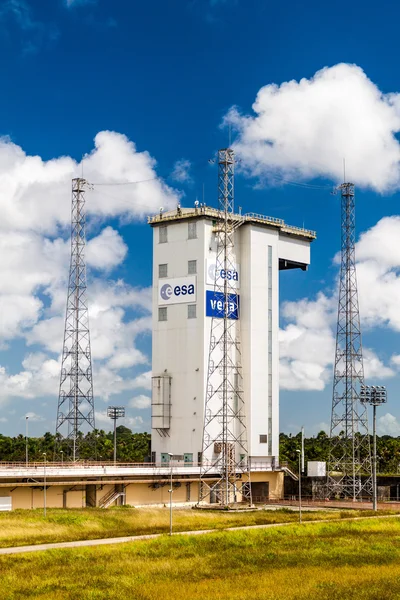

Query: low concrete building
[0,461,284,509]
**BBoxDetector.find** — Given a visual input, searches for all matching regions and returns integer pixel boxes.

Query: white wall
[152,219,207,462]
[240,225,279,463]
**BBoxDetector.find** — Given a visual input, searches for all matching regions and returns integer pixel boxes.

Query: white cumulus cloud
[86,227,128,271]
[171,159,192,183]
[129,395,151,410]
[378,413,400,436]
[280,215,400,391]
[0,131,179,417]
[226,63,400,192]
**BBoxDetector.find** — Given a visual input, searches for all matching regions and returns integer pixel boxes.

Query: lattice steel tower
[199,149,251,506]
[56,178,95,460]
[327,183,372,499]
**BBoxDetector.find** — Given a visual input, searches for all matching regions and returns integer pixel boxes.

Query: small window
[188,222,197,239]
[259,434,268,444]
[159,263,168,278]
[184,453,193,465]
[161,453,170,464]
[188,260,197,274]
[158,307,168,322]
[188,304,196,319]
[159,225,168,243]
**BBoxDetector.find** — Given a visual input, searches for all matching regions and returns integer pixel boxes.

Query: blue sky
[1,0,400,437]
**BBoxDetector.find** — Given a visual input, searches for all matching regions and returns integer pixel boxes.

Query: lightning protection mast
[55,178,96,461]
[199,148,251,507]
[327,183,372,500]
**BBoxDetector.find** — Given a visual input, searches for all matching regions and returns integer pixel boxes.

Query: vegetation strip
[2,518,400,599]
[1,511,400,555]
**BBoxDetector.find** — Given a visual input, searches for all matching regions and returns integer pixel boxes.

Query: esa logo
[208,263,239,282]
[160,283,195,301]
[159,277,196,305]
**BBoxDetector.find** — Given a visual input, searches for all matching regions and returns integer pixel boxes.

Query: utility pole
[25,416,29,467]
[168,452,173,535]
[296,449,302,523]
[43,452,47,517]
[107,406,125,464]
[56,178,96,460]
[327,183,372,500]
[199,149,251,507]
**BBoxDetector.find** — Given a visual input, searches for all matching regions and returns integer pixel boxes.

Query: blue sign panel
[206,290,240,320]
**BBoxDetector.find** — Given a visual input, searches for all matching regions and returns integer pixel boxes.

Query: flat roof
[148,206,316,240]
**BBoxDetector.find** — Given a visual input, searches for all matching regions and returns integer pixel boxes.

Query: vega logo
[158,276,196,305]
[206,290,239,320]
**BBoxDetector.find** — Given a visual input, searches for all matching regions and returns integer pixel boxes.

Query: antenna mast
[327,183,372,499]
[56,178,95,460]
[199,148,251,507]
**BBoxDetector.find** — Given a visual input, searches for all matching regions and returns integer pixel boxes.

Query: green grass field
[0,506,387,548]
[1,517,400,599]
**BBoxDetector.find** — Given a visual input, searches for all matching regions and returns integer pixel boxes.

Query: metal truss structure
[327,183,372,499]
[55,178,95,460]
[199,148,251,507]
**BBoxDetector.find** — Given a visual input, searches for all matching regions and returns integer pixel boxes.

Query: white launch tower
[149,204,315,484]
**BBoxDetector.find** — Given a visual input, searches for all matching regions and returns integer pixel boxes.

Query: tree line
[0,427,151,463]
[2,428,400,472]
[280,431,400,475]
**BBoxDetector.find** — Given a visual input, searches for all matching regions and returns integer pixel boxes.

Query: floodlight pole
[107,406,125,465]
[360,385,387,511]
[113,418,117,464]
[372,403,377,511]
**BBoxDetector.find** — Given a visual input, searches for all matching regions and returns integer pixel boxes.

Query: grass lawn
[1,517,400,599]
[0,506,391,548]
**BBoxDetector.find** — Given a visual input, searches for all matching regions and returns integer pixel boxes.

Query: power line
[89,177,158,186]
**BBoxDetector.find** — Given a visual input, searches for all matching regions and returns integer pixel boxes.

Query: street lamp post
[360,385,388,511]
[296,449,302,524]
[60,450,63,466]
[43,452,47,517]
[168,452,173,535]
[25,416,29,467]
[107,406,125,465]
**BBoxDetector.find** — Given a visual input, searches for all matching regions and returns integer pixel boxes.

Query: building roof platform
[148,206,316,241]
[0,461,281,488]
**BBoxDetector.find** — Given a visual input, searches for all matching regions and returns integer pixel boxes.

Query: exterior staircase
[98,485,125,508]
[280,462,299,481]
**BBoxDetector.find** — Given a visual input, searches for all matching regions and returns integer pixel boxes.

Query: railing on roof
[245,212,316,237]
[147,206,316,237]
[244,212,285,226]
[0,460,286,472]
[282,223,317,237]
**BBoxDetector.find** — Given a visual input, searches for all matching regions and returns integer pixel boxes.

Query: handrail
[282,223,317,237]
[244,212,285,225]
[147,206,316,238]
[0,460,279,471]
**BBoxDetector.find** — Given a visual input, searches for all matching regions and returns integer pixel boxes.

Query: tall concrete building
[149,205,315,486]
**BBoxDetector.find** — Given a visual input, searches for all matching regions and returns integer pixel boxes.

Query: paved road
[0,514,398,556]
[0,523,292,555]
